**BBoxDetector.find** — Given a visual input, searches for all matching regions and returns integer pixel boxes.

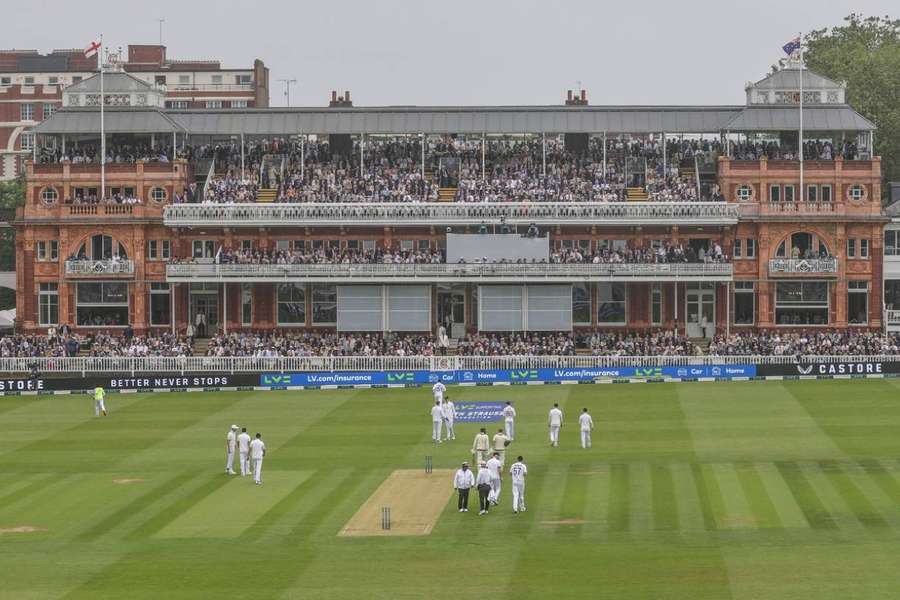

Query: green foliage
[804,14,900,190]
[0,177,22,309]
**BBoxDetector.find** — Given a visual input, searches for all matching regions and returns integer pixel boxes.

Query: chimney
[567,90,572,101]
[565,89,588,106]
[581,90,586,102]
[345,90,350,102]
[331,90,337,102]
[329,90,353,108]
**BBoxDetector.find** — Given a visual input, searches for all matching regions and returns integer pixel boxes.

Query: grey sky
[8,0,897,107]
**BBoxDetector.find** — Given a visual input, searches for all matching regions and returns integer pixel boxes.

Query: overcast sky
[8,0,898,107]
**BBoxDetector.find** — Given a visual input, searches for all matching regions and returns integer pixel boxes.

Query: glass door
[685,284,715,338]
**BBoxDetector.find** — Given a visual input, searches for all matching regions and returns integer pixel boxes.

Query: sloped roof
[33,108,184,134]
[724,106,875,131]
[749,67,845,91]
[65,71,155,94]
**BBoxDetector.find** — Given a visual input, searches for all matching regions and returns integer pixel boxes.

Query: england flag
[84,40,101,59]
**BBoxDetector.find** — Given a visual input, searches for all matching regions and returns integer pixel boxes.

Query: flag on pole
[782,36,801,57]
[84,40,101,59]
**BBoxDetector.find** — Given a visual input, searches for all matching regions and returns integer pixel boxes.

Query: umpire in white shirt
[453,462,475,512]
[476,462,493,515]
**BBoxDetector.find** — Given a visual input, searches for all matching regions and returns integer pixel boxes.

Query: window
[848,281,868,325]
[806,185,817,202]
[597,283,626,325]
[240,240,252,253]
[20,103,34,121]
[736,185,753,201]
[178,75,190,85]
[783,185,795,203]
[237,74,252,85]
[167,100,190,109]
[148,240,158,260]
[68,94,80,106]
[860,239,869,258]
[37,241,47,261]
[277,283,306,325]
[241,283,253,326]
[48,76,58,85]
[275,240,290,251]
[149,187,167,203]
[206,100,223,109]
[733,239,742,259]
[886,230,900,256]
[400,240,414,251]
[76,282,129,327]
[39,283,58,326]
[746,239,756,259]
[43,103,56,119]
[161,240,171,260]
[149,283,171,326]
[211,75,223,85]
[311,285,336,325]
[40,187,58,204]
[651,283,662,325]
[192,240,216,259]
[72,76,82,84]
[37,241,58,261]
[775,281,829,325]
[821,185,832,202]
[19,132,34,151]
[776,232,828,259]
[0,77,10,86]
[155,75,167,86]
[75,234,128,261]
[848,184,866,201]
[769,185,781,202]
[230,100,248,108]
[572,283,591,325]
[24,76,34,85]
[362,240,376,252]
[418,239,431,251]
[848,239,856,258]
[734,282,754,325]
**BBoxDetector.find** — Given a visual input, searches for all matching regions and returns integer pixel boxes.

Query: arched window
[775,232,830,259]
[75,234,128,261]
[40,187,59,204]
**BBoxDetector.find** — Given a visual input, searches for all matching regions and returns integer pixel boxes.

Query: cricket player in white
[432,381,446,405]
[431,401,444,443]
[225,425,238,474]
[579,408,595,449]
[237,427,251,476]
[249,433,266,485]
[486,453,503,505]
[442,397,456,440]
[510,456,528,513]
[94,386,107,417]
[472,428,490,464]
[502,401,516,440]
[548,403,564,447]
[492,428,510,465]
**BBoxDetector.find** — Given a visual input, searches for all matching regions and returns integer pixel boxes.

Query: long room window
[242,283,253,326]
[38,282,58,325]
[734,282,754,325]
[277,283,306,326]
[775,281,829,326]
[311,285,337,325]
[149,282,171,326]
[76,281,129,327]
[572,283,591,325]
[651,283,662,325]
[847,281,868,325]
[597,283,626,325]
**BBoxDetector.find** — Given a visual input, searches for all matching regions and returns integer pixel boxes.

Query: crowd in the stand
[36,143,188,165]
[202,246,445,265]
[205,332,437,357]
[549,241,727,264]
[0,329,192,358]
[87,333,193,357]
[456,332,577,356]
[729,140,860,161]
[708,331,900,356]
[583,331,697,356]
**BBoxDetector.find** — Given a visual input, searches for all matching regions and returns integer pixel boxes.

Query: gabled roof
[33,108,184,134]
[724,106,875,132]
[65,71,155,94]
[749,66,845,91]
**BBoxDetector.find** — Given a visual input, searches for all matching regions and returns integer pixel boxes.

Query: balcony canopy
[33,108,185,135]
[724,106,875,132]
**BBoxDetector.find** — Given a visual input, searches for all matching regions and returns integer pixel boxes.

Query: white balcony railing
[163,202,740,227]
[65,260,135,277]
[768,258,838,275]
[886,310,900,328]
[166,262,734,282]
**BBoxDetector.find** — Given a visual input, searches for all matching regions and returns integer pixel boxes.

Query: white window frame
[277,283,307,327]
[733,281,755,326]
[597,282,627,326]
[651,283,663,326]
[20,103,34,121]
[149,283,171,326]
[39,282,59,326]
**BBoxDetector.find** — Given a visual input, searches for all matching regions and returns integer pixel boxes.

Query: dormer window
[755,91,769,104]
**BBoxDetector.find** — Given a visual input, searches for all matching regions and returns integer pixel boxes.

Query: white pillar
[223,282,227,335]
[481,133,486,181]
[602,131,607,177]
[359,133,364,178]
[301,135,305,179]
[62,135,66,156]
[541,133,546,177]
[171,283,176,336]
[662,132,666,176]
[725,282,730,337]
[420,133,425,178]
[673,281,679,336]
[240,133,245,181]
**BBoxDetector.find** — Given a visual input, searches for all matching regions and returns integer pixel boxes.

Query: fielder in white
[442,397,456,441]
[510,456,528,513]
[225,424,238,474]
[548,403,564,447]
[430,401,444,443]
[432,381,446,405]
[579,408,595,449]
[249,433,266,485]
[472,428,490,464]
[94,386,107,417]
[237,427,251,476]
[503,401,516,440]
[486,452,503,505]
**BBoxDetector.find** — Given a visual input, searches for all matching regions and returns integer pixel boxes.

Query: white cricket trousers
[225,446,236,472]
[489,477,501,503]
[95,399,106,416]
[239,451,249,476]
[444,418,455,439]
[581,430,592,449]
[505,420,515,440]
[549,425,560,445]
[512,482,526,511]
[252,457,263,483]
[432,421,442,442]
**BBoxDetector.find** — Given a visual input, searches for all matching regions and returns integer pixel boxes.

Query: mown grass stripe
[815,460,885,529]
[698,464,729,530]
[557,463,589,527]
[240,472,325,542]
[734,463,782,529]
[775,461,838,530]
[711,463,757,529]
[754,462,808,529]
[76,472,194,541]
[124,474,230,540]
[288,468,365,540]
[690,463,718,531]
[627,462,652,534]
[840,462,900,529]
[0,474,69,512]
[607,463,630,532]
[650,463,678,531]
[670,463,706,532]
[578,464,610,538]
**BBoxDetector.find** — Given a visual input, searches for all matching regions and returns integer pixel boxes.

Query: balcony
[163,202,740,227]
[65,260,135,278]
[166,262,734,283]
[886,310,900,331]
[768,258,838,276]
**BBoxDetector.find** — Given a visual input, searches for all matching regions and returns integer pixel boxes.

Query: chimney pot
[581,90,586,101]
[345,90,350,101]
[331,90,337,101]
[567,90,572,101]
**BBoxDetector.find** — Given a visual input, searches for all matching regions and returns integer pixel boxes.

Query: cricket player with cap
[430,401,444,443]
[237,427,252,476]
[94,386,107,417]
[510,455,528,513]
[432,380,446,405]
[502,401,516,440]
[472,427,490,464]
[476,461,493,515]
[548,403,563,447]
[442,395,457,441]
[492,428,510,465]
[225,425,238,474]
[453,462,475,512]
[579,408,595,449]
[485,452,503,505]
[249,433,266,485]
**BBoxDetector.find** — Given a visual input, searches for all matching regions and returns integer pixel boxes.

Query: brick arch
[769,228,834,259]
[67,232,134,261]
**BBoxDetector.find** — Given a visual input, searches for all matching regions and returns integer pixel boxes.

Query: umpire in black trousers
[476,462,493,514]
[453,462,475,512]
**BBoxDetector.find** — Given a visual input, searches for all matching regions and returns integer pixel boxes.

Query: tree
[804,14,900,197]
[0,177,23,309]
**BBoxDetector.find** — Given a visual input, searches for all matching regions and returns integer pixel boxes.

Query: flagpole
[798,32,803,203]
[99,34,105,201]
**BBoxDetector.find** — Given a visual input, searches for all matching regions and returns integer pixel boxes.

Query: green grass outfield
[3,379,900,599]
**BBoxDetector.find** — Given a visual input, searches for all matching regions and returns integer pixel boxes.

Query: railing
[170,83,254,92]
[768,258,838,275]
[64,260,135,277]
[886,310,900,327]
[1,354,898,375]
[166,262,734,282]
[762,201,836,214]
[163,201,740,226]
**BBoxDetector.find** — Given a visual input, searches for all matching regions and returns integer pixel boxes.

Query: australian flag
[782,36,801,56]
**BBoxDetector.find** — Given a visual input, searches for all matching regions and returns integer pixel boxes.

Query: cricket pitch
[339,469,454,537]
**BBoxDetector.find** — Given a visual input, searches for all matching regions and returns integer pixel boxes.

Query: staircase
[625,187,649,201]
[438,187,457,202]
[256,188,278,203]
[192,337,211,356]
